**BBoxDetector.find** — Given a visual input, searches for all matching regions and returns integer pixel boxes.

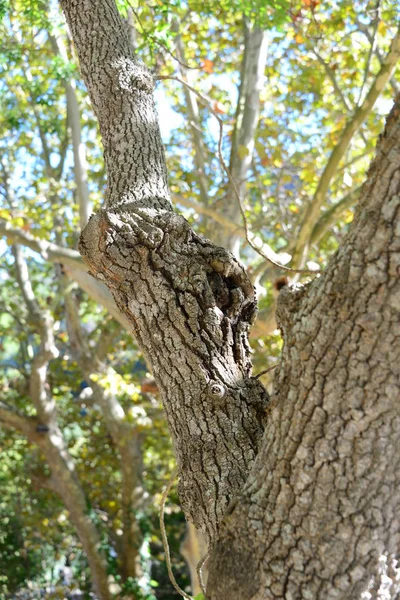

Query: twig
[159,467,193,600]
[157,75,319,275]
[356,0,381,106]
[255,364,278,379]
[197,551,210,596]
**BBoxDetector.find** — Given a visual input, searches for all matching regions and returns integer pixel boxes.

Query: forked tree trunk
[60,1,400,598]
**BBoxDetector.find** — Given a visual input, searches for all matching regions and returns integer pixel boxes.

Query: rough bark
[60,2,400,598]
[207,100,400,599]
[60,0,268,542]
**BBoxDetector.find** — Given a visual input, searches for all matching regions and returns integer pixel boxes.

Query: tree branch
[0,220,133,331]
[217,20,268,255]
[310,186,361,245]
[12,246,58,423]
[174,28,210,208]
[291,28,400,268]
[49,30,92,228]
[0,400,39,441]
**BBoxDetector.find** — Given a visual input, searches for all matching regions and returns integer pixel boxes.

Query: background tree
[0,0,399,598]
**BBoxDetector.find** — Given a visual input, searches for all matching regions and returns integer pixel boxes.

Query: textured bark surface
[61,2,400,597]
[61,0,268,541]
[207,102,400,598]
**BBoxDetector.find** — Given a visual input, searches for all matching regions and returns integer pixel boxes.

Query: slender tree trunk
[38,432,112,600]
[215,20,268,256]
[10,246,112,600]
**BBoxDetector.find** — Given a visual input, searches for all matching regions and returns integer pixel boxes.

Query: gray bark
[60,0,268,542]
[60,1,400,597]
[207,101,400,598]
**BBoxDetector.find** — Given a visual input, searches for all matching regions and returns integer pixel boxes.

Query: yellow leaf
[237,145,250,160]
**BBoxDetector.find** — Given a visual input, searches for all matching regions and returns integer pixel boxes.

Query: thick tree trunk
[207,102,400,598]
[61,0,268,543]
[60,1,400,598]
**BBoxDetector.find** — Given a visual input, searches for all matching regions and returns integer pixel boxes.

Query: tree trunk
[60,1,400,597]
[60,0,268,543]
[39,431,112,600]
[214,20,268,256]
[207,101,400,599]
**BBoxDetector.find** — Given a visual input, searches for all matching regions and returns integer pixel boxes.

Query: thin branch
[159,467,193,600]
[356,0,381,106]
[49,31,92,228]
[254,364,278,379]
[0,219,83,268]
[222,21,268,255]
[356,18,400,94]
[128,3,200,70]
[291,28,400,268]
[0,219,133,329]
[310,186,361,245]
[158,76,316,275]
[12,246,58,421]
[313,49,352,111]
[174,29,210,207]
[0,400,39,440]
[196,552,210,597]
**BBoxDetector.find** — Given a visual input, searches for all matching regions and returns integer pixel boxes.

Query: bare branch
[219,20,268,255]
[174,29,209,207]
[1,219,82,268]
[356,0,381,106]
[310,186,361,245]
[0,400,39,441]
[291,28,400,268]
[12,246,58,422]
[49,31,92,228]
[0,220,132,330]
